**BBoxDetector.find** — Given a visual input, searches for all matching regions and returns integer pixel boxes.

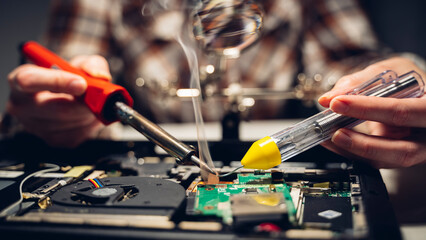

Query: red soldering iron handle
[20,41,134,124]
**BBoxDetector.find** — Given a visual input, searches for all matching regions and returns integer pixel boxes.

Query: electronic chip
[302,196,352,230]
[231,192,288,228]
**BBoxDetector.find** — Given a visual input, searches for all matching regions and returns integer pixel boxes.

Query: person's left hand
[318,57,426,168]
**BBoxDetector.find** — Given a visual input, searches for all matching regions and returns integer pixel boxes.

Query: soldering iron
[21,41,216,175]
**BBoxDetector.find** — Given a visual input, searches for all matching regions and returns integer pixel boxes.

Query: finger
[19,115,98,134]
[330,95,426,127]
[318,74,362,107]
[8,64,87,96]
[365,121,411,139]
[321,140,364,161]
[19,108,100,135]
[8,91,95,121]
[367,160,404,169]
[25,119,103,148]
[318,57,425,108]
[331,128,426,167]
[70,55,112,81]
[322,137,409,169]
[318,67,384,107]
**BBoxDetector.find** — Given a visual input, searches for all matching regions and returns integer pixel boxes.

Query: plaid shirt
[46,0,381,123]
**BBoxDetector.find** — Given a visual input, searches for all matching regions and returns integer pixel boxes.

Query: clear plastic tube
[272,70,424,162]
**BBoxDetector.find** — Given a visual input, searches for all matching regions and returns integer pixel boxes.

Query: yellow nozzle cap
[241,136,282,169]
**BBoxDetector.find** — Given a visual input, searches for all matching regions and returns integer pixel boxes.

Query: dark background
[360,0,426,58]
[0,0,51,113]
[0,0,425,113]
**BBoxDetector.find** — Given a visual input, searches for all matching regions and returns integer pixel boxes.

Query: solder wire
[0,163,60,218]
[218,165,244,177]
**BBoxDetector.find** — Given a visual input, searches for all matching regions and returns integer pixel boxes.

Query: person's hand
[318,57,426,168]
[7,55,112,148]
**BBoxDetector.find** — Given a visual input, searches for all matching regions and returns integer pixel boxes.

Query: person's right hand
[7,55,112,148]
[318,57,426,168]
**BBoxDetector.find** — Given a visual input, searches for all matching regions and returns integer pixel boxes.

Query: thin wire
[218,165,244,177]
[88,179,100,188]
[0,163,60,218]
[94,178,103,188]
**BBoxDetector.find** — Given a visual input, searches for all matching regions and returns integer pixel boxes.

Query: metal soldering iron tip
[190,155,217,175]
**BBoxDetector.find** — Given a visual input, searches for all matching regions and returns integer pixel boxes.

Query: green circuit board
[193,173,296,225]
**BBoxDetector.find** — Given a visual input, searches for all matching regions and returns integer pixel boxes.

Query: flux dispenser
[241,70,424,169]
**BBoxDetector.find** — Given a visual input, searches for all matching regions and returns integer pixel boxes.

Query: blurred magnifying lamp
[192,0,263,58]
[192,0,264,140]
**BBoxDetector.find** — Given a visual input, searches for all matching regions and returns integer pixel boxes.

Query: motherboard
[0,139,400,239]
